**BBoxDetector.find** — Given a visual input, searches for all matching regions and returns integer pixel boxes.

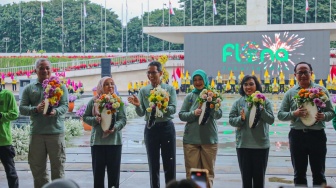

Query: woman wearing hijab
[83,76,127,188]
[229,75,274,188]
[178,69,222,188]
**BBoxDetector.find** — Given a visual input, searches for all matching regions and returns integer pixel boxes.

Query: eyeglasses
[147,71,159,75]
[243,82,255,87]
[295,71,311,76]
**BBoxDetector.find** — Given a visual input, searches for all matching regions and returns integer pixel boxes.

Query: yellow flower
[156,95,163,102]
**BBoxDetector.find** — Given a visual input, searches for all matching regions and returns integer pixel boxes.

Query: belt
[292,128,323,133]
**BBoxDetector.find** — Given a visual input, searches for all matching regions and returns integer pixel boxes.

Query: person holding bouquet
[127,61,177,188]
[0,87,19,188]
[178,69,222,188]
[19,58,69,188]
[278,62,335,187]
[229,75,275,188]
[83,76,126,188]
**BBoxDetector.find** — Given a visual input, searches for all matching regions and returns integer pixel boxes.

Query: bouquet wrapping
[42,76,64,115]
[246,91,266,128]
[95,93,123,131]
[146,86,170,129]
[293,87,329,126]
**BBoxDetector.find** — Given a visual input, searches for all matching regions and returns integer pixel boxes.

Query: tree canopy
[0,0,335,53]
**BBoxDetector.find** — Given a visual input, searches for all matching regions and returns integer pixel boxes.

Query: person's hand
[104,128,115,134]
[36,101,45,113]
[315,112,325,121]
[45,109,56,116]
[240,108,245,121]
[95,115,102,123]
[294,106,308,117]
[194,108,202,116]
[128,94,140,107]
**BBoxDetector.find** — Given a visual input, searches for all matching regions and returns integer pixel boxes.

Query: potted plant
[68,94,77,112]
[75,104,91,131]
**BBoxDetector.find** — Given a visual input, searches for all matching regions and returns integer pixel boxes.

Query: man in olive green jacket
[19,58,68,188]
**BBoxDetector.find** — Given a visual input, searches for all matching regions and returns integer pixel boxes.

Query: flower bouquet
[42,76,64,115]
[293,87,329,126]
[246,91,266,128]
[197,88,222,125]
[95,93,124,131]
[146,86,170,129]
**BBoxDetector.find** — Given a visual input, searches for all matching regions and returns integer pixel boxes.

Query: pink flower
[207,97,212,102]
[208,92,214,97]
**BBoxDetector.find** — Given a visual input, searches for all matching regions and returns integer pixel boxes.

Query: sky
[0,0,182,24]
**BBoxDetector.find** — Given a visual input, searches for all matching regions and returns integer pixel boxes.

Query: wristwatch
[33,107,38,113]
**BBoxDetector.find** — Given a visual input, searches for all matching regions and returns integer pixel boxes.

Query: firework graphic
[240,41,262,62]
[260,32,305,75]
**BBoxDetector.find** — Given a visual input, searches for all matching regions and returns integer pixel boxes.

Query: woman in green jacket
[179,69,222,188]
[83,76,126,188]
[229,75,274,188]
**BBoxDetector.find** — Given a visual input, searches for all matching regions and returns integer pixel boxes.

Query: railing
[0,52,184,76]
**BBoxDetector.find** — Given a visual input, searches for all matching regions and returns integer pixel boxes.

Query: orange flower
[304,93,309,98]
[210,104,214,108]
[107,110,111,115]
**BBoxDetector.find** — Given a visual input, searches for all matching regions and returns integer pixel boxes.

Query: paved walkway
[1,94,336,187]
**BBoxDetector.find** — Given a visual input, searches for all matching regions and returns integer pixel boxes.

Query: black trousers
[216,83,223,92]
[12,84,16,91]
[144,120,176,188]
[236,148,269,188]
[0,145,19,188]
[264,84,270,93]
[280,84,284,92]
[289,129,327,186]
[231,84,235,93]
[91,145,122,188]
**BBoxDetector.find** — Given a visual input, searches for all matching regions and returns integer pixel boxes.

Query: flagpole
[190,0,192,26]
[142,3,144,52]
[315,0,317,23]
[41,1,43,51]
[19,1,22,55]
[62,0,64,54]
[147,0,149,54]
[281,0,283,24]
[121,3,123,52]
[168,1,171,52]
[183,2,185,26]
[226,0,228,25]
[234,0,237,25]
[81,4,83,53]
[292,0,294,23]
[104,0,107,54]
[126,0,128,56]
[100,4,103,52]
[330,0,332,22]
[84,1,86,55]
[162,3,165,51]
[270,0,272,24]
[203,0,205,26]
[212,0,214,26]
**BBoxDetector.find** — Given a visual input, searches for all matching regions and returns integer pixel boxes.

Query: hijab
[191,69,209,94]
[93,76,114,116]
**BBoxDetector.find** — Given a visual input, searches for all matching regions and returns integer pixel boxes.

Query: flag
[41,2,44,18]
[172,67,181,86]
[305,0,309,13]
[83,3,87,17]
[169,1,175,15]
[213,0,217,15]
